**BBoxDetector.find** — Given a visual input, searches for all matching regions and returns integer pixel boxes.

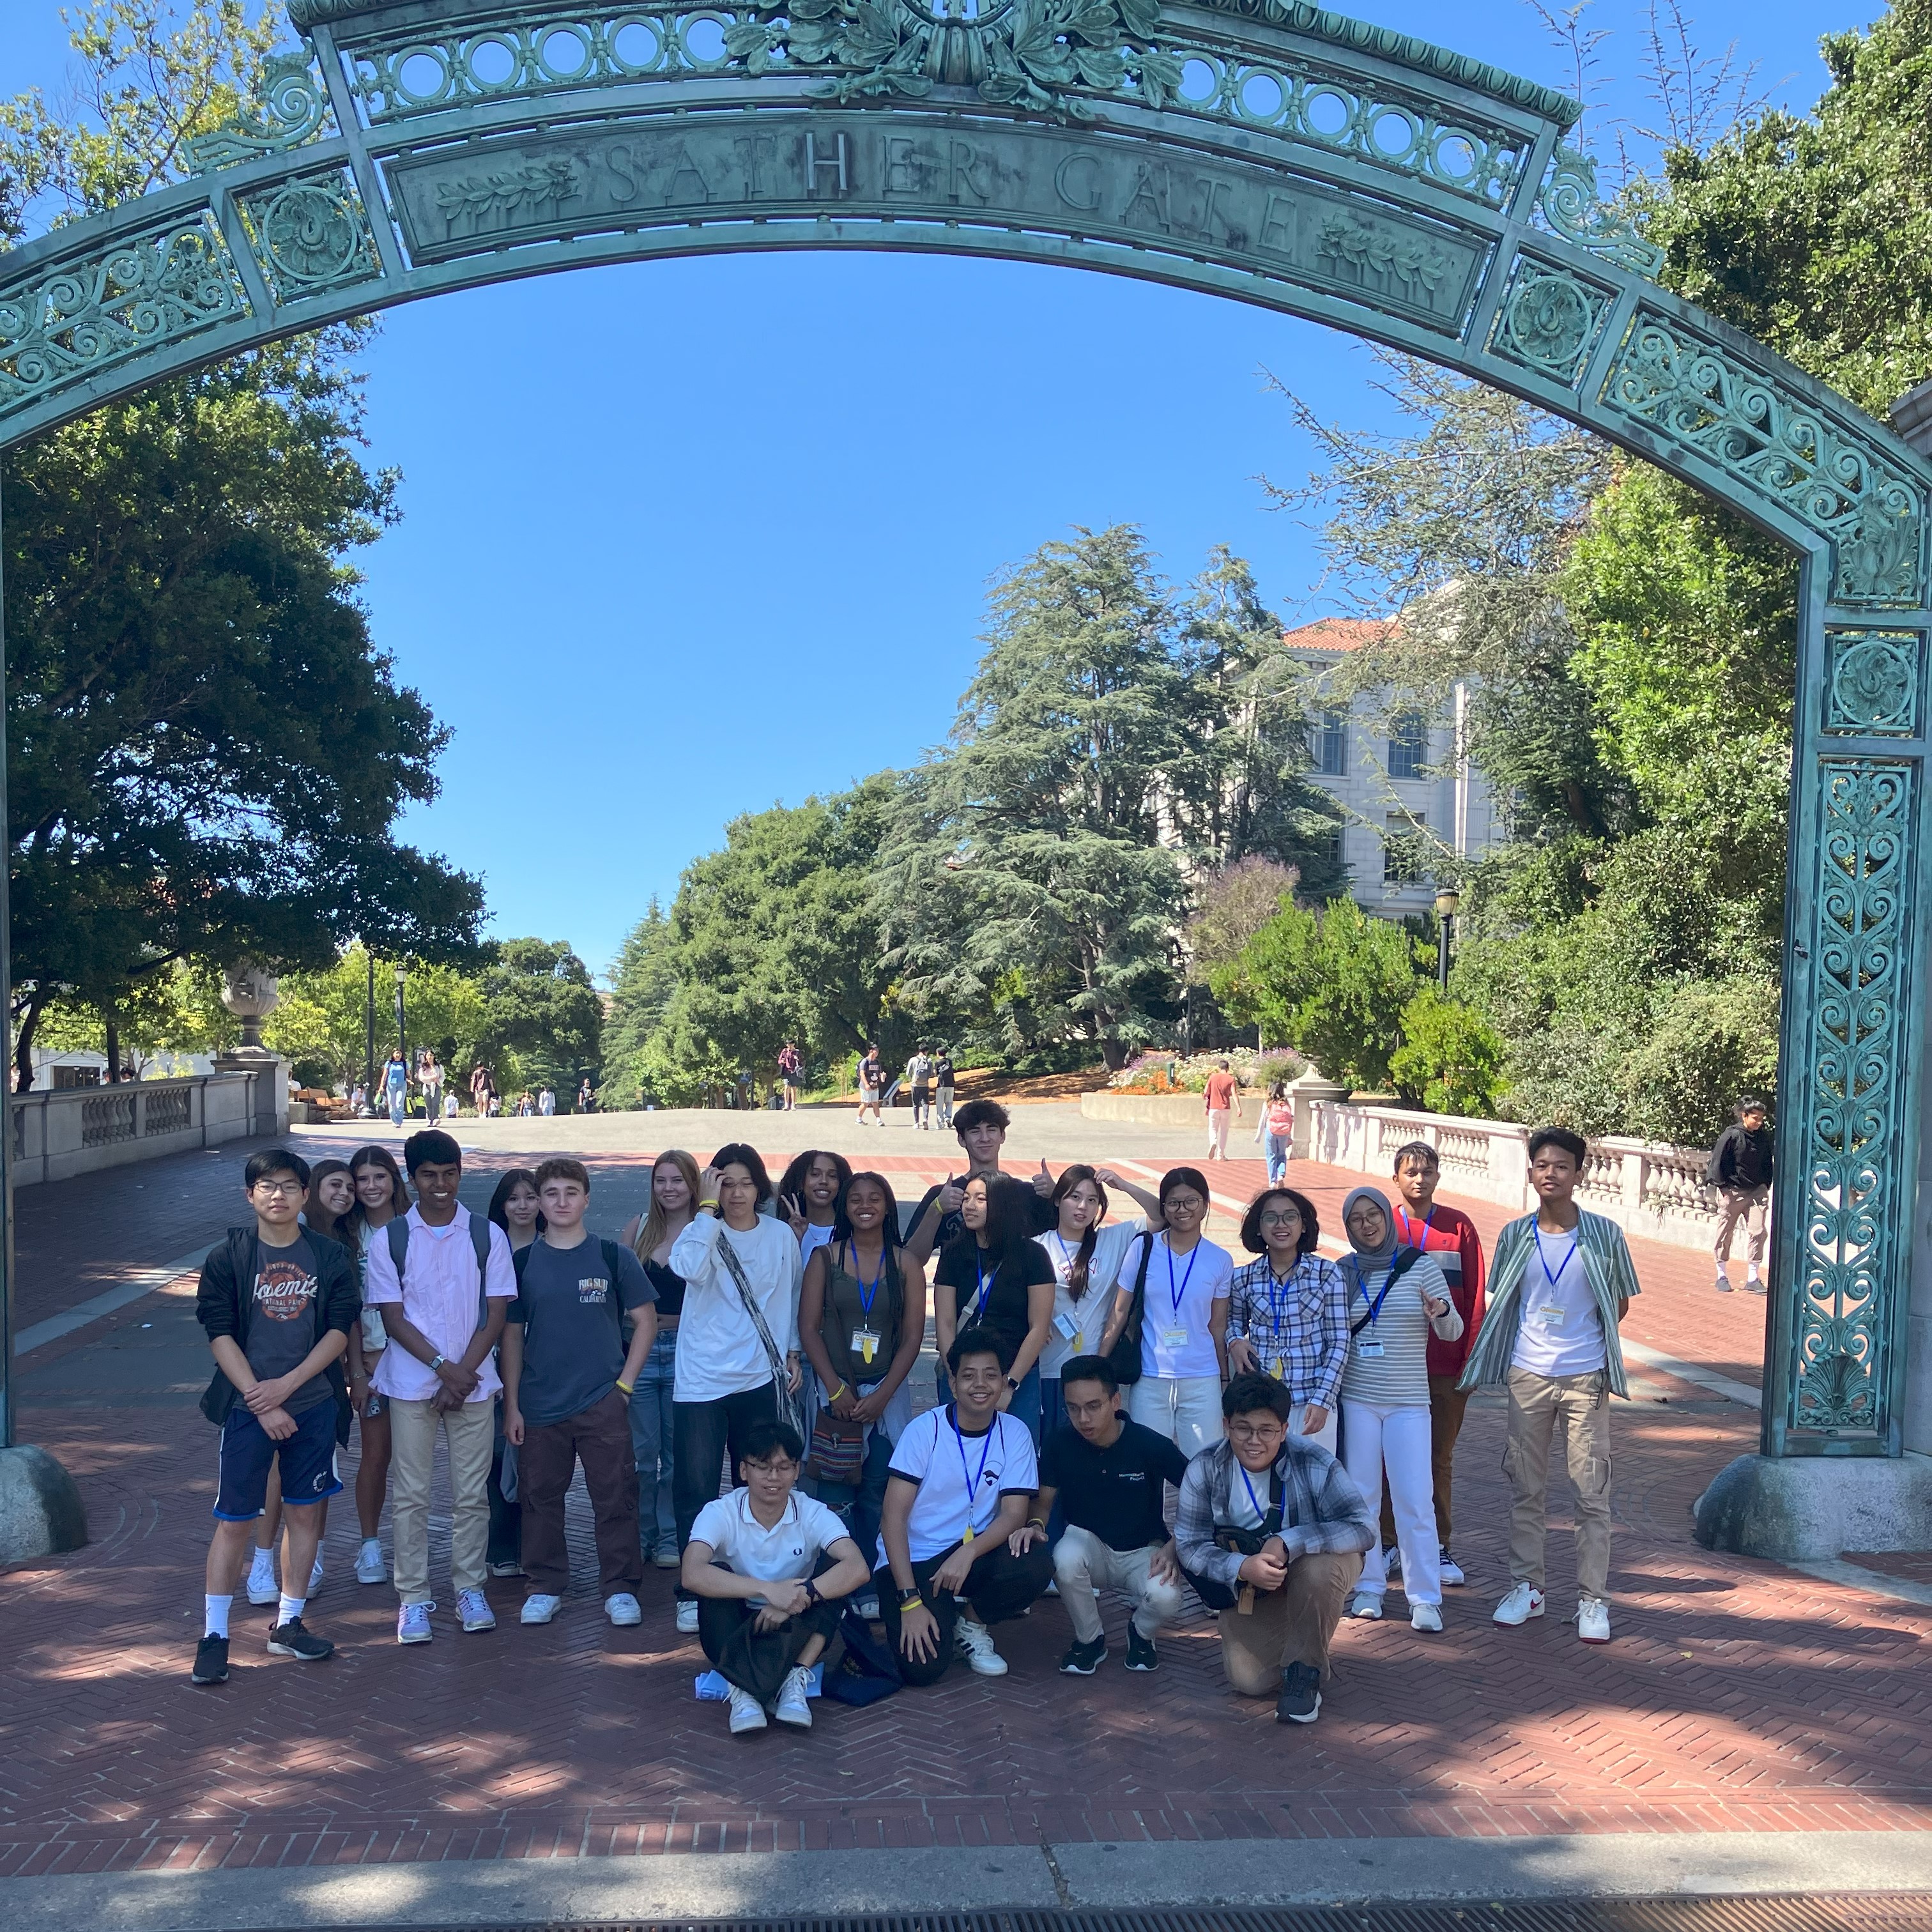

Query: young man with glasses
[1173,1373,1374,1724]
[191,1150,360,1685]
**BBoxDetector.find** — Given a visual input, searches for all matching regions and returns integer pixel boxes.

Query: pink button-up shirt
[364,1204,516,1403]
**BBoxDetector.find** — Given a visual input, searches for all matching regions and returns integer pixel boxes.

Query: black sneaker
[266,1617,334,1662]
[1058,1634,1108,1675]
[191,1634,229,1685]
[1276,1660,1322,1724]
[1124,1626,1160,1671]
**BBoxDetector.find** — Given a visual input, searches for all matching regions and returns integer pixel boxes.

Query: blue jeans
[1265,1133,1289,1183]
[387,1089,405,1125]
[627,1325,677,1554]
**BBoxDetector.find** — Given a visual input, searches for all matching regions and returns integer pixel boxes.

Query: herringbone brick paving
[2,1142,1927,1874]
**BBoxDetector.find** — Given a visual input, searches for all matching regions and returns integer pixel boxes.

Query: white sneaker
[854,1591,880,1621]
[457,1588,496,1632]
[675,1598,700,1635]
[1576,1595,1612,1644]
[1715,1271,1734,1292]
[247,1559,278,1607]
[1410,1602,1443,1633]
[1383,1544,1402,1579]
[355,1538,387,1585]
[308,1558,323,1595]
[772,1666,813,1728]
[1494,1582,1546,1626]
[605,1592,641,1627]
[954,1616,1008,1676]
[727,1685,767,1734]
[396,1600,434,1644]
[520,1593,562,1625]
[1347,1591,1383,1620]
[1439,1553,1466,1588]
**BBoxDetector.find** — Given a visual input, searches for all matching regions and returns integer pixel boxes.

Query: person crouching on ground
[682,1418,870,1734]
[1174,1372,1374,1725]
[877,1326,1053,1683]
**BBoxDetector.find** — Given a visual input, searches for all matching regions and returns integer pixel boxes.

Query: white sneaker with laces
[954,1616,1008,1675]
[1493,1582,1545,1626]
[1439,1553,1466,1588]
[675,1598,700,1635]
[854,1591,880,1621]
[520,1593,562,1625]
[457,1588,496,1632]
[772,1666,813,1728]
[355,1538,387,1586]
[1346,1591,1384,1620]
[247,1559,279,1607]
[727,1685,767,1734]
[1576,1595,1612,1644]
[1410,1602,1443,1633]
[396,1600,435,1644]
[605,1592,642,1627]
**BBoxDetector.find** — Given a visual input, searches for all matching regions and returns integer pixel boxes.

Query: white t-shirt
[689,1487,850,1607]
[880,1405,1038,1565]
[1226,1458,1269,1531]
[1116,1232,1232,1380]
[799,1222,836,1268]
[1035,1219,1146,1377]
[668,1213,802,1403]
[1510,1225,1607,1376]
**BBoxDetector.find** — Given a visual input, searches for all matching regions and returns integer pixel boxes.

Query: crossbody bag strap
[1347,1246,1422,1337]
[712,1224,799,1425]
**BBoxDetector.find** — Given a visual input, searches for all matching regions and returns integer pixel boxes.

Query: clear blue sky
[4,0,1865,978]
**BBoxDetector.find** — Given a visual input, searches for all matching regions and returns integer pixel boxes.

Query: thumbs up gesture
[1032,1156,1054,1199]
[935,1172,965,1216]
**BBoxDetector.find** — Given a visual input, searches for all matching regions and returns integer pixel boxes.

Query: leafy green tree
[475,939,602,1095]
[1388,988,1506,1117]
[263,945,487,1093]
[601,900,678,1108]
[1212,897,1419,1091]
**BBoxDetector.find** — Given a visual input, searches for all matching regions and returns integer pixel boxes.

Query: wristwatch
[898,1585,924,1609]
[804,1579,823,1607]
[429,1353,447,1372]
[1006,1376,1020,1392]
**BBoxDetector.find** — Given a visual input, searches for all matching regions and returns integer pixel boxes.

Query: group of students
[188,1099,1641,1729]
[854,1045,956,1129]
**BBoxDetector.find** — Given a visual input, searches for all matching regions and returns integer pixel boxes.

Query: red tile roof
[1280,616,1395,652]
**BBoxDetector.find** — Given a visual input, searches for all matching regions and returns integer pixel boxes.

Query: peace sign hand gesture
[779,1191,808,1238]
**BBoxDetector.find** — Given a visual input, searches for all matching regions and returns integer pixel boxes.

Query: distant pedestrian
[577,1077,597,1114]
[1204,1058,1239,1160]
[857,1045,884,1127]
[933,1048,956,1129]
[1254,1080,1294,1184]
[538,1084,556,1117]
[1708,1097,1773,1294]
[383,1050,408,1128]
[417,1050,443,1123]
[906,1047,934,1129]
[778,1041,802,1112]
[444,1091,461,1120]
[470,1063,496,1114]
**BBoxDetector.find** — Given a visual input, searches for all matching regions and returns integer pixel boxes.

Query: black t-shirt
[915,1177,1057,1255]
[245,1232,331,1413]
[935,1057,955,1087]
[935,1236,1055,1363]
[1041,1415,1190,1550]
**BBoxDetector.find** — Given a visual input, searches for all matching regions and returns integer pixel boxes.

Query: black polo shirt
[1041,1414,1190,1551]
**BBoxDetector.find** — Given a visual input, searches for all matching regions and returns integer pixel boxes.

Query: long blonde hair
[636,1147,702,1262]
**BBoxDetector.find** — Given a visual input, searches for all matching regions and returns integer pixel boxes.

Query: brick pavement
[2,1137,1928,1878]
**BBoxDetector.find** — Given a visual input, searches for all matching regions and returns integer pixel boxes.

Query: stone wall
[8,1065,289,1187]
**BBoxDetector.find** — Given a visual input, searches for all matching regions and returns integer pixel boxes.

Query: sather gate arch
[3,0,1929,1542]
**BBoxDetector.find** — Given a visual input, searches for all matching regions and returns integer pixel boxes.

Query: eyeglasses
[1258,1211,1301,1229]
[1227,1420,1286,1444]
[250,1178,305,1197]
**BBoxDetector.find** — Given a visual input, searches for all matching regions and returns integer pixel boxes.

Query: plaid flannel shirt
[1174,1436,1376,1590]
[1226,1253,1351,1409]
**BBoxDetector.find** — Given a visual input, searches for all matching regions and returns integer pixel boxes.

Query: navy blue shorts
[214,1400,342,1521]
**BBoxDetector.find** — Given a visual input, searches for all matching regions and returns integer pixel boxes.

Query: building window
[1315,709,1349,777]
[1383,813,1425,886]
[1388,711,1428,780]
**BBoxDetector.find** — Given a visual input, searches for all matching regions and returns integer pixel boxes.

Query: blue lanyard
[953,1408,993,1511]
[1535,1227,1579,1288]
[852,1243,884,1319]
[972,1245,995,1320]
[1239,1464,1269,1525]
[1397,1205,1436,1248]
[1354,1259,1397,1328]
[1263,1258,1297,1337]
[1052,1232,1076,1278]
[1166,1238,1201,1320]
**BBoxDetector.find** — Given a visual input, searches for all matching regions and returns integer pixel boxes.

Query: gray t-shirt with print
[508,1237,656,1426]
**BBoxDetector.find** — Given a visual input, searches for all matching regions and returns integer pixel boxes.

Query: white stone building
[1282,618,1503,916]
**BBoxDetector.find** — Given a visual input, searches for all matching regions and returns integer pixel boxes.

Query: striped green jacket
[1455,1207,1642,1398]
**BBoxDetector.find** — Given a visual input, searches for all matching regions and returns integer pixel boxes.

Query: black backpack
[387,1212,496,1331]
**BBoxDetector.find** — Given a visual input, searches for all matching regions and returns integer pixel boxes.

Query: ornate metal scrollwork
[1537,145,1662,278]
[1826,632,1921,736]
[0,216,245,411]
[1489,256,1612,385]
[184,52,333,172]
[238,170,384,303]
[1604,312,1926,607]
[1793,759,1916,1437]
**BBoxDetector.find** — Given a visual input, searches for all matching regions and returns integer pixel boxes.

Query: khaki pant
[1503,1367,1612,1600]
[1054,1526,1185,1643]
[1206,1108,1231,1158]
[388,1395,495,1605]
[1380,1372,1472,1546]
[1714,1184,1769,1272]
[1216,1549,1362,1695]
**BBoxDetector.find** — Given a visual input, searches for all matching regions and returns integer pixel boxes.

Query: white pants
[1290,1403,1338,1455]
[1206,1109,1230,1158]
[1340,1399,1440,1606]
[1053,1526,1184,1643]
[1128,1374,1224,1460]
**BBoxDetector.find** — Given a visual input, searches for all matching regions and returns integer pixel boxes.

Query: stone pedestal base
[0,1445,88,1563]
[1694,1450,1932,1561]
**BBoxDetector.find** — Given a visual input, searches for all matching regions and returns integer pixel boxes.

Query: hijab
[1340,1184,1399,1286]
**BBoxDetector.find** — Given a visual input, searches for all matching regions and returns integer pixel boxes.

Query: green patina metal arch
[3,0,1929,1460]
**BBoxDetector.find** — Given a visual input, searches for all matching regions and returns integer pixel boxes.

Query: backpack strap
[1346,1245,1425,1337]
[470,1212,493,1330]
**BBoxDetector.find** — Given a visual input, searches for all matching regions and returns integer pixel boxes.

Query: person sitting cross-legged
[682,1418,870,1734]
[1011,1354,1188,1676]
[877,1326,1053,1683]
[1174,1372,1375,1725]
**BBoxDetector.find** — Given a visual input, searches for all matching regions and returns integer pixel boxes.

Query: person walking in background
[1203,1058,1239,1160]
[1461,1126,1639,1646]
[484,1170,545,1579]
[361,1130,518,1644]
[345,1146,409,1587]
[778,1041,802,1112]
[906,1046,934,1130]
[1226,1186,1347,1454]
[1100,1167,1231,1459]
[470,1064,495,1116]
[383,1050,409,1128]
[1708,1097,1774,1294]
[1384,1142,1485,1589]
[1334,1186,1461,1633]
[622,1151,701,1570]
[417,1050,443,1125]
[1254,1081,1294,1184]
[576,1077,597,1114]
[667,1144,804,1636]
[933,1048,956,1130]
[538,1084,556,1117]
[857,1045,884,1126]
